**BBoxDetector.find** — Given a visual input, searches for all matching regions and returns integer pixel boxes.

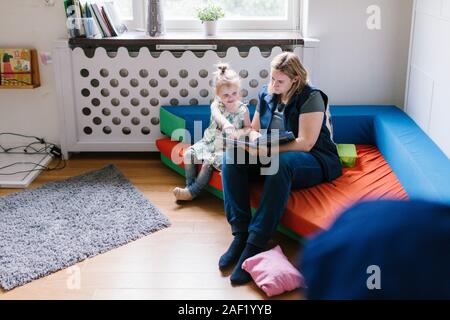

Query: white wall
[0,0,67,145]
[308,0,413,106]
[405,0,450,158]
[0,0,414,146]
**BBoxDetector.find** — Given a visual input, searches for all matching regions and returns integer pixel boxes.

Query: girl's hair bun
[217,63,229,75]
[213,62,240,94]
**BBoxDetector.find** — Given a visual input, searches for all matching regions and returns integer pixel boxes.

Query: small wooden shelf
[0,49,40,89]
[0,84,40,89]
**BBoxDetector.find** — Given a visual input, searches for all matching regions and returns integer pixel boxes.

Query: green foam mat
[160,107,186,142]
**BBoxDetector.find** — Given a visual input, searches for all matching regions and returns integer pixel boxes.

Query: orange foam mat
[156,139,408,238]
[156,138,223,190]
[250,145,408,237]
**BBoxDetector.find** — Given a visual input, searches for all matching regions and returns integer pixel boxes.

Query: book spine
[102,6,118,37]
[88,3,104,38]
[64,0,80,37]
[91,3,111,37]
[104,2,127,34]
[101,8,114,36]
[63,0,73,17]
[82,2,92,37]
[73,0,86,36]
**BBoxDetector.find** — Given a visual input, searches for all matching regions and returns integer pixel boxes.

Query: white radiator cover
[53,41,317,159]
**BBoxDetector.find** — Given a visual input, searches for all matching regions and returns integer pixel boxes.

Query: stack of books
[64,0,128,38]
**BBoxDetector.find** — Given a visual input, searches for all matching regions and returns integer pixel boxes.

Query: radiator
[53,42,316,159]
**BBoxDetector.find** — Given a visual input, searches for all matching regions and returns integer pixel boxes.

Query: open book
[224,131,296,149]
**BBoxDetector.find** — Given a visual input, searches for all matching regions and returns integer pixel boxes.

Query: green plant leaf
[196,1,225,22]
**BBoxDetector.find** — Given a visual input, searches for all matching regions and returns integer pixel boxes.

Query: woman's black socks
[230,243,264,285]
[218,233,248,270]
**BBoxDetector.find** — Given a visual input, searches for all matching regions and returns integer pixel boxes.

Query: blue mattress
[160,104,450,205]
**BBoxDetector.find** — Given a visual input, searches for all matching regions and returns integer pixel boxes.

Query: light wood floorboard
[0,153,304,300]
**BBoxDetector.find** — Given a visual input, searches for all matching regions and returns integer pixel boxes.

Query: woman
[220,52,342,285]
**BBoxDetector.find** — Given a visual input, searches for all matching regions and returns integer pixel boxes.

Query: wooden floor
[0,153,304,300]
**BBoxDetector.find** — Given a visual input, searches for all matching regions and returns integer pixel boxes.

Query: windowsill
[68,30,312,50]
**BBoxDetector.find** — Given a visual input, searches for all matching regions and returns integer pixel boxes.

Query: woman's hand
[249,130,262,142]
[237,144,268,157]
[256,145,269,157]
[229,131,241,140]
[244,145,258,157]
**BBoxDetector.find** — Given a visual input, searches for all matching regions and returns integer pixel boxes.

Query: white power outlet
[43,0,56,7]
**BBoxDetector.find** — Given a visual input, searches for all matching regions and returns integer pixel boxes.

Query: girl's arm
[232,109,252,138]
[248,110,262,141]
[211,100,233,130]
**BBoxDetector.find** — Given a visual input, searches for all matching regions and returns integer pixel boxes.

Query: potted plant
[196,1,225,36]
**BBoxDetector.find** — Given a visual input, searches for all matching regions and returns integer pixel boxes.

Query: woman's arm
[277,112,324,153]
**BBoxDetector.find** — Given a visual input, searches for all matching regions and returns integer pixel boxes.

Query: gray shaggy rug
[0,164,170,290]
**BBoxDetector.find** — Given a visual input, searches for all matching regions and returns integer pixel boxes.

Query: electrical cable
[0,132,66,176]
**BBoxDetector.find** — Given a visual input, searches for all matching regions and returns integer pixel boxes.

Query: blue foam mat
[160,104,450,205]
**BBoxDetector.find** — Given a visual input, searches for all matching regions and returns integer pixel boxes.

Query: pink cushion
[242,245,305,297]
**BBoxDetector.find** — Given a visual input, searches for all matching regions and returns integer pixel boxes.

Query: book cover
[1,74,32,86]
[73,0,86,36]
[64,0,79,38]
[87,3,103,38]
[101,6,118,37]
[64,0,74,18]
[1,49,32,86]
[224,131,296,149]
[1,49,31,73]
[103,1,128,34]
[90,3,112,37]
[82,2,99,38]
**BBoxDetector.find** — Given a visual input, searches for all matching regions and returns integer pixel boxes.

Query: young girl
[173,63,251,201]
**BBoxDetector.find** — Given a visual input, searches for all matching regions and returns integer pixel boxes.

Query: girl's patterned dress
[190,100,248,171]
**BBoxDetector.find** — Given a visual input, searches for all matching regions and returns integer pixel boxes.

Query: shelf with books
[0,49,40,89]
[65,0,127,39]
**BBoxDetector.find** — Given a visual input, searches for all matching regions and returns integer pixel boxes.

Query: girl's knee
[184,147,195,162]
[202,160,214,171]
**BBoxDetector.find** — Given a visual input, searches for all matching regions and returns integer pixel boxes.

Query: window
[113,0,143,30]
[114,0,133,20]
[123,0,303,32]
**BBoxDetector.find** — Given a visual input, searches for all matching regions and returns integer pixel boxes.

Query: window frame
[121,0,146,31]
[128,0,304,33]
